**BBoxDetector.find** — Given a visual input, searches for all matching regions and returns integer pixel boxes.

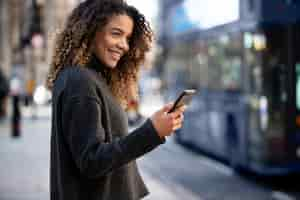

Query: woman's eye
[112,31,121,36]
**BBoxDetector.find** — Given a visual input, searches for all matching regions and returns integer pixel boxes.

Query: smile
[109,50,122,60]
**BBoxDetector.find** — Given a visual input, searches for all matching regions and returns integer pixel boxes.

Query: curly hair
[46,0,153,108]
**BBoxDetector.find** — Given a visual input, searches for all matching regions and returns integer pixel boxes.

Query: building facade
[0,0,80,86]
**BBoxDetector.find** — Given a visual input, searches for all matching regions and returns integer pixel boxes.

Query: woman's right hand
[150,103,186,138]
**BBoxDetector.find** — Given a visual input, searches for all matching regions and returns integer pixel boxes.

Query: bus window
[245,29,289,164]
[188,40,209,88]
[206,33,243,91]
[246,30,287,133]
[164,41,191,89]
[263,29,287,142]
[207,40,222,90]
[221,35,242,91]
[167,39,209,90]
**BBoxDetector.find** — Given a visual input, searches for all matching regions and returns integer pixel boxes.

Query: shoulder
[60,66,93,83]
[59,66,99,99]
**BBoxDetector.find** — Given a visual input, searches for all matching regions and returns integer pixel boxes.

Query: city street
[0,94,299,200]
[1,0,300,200]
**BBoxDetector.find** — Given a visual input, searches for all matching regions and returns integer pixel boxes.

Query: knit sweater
[50,57,165,200]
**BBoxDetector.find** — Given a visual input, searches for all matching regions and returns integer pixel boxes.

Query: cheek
[94,35,105,53]
[94,43,106,58]
[97,40,111,55]
[98,45,105,55]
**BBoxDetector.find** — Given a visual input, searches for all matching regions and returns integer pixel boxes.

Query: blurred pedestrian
[10,76,22,137]
[25,79,35,107]
[127,83,144,126]
[46,0,186,200]
[0,68,9,120]
[25,79,37,119]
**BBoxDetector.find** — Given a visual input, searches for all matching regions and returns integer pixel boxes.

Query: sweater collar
[87,54,112,83]
[87,54,107,73]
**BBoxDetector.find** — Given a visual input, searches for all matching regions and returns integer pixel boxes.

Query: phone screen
[167,89,196,113]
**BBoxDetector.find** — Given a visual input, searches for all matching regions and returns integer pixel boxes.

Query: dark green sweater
[50,58,165,200]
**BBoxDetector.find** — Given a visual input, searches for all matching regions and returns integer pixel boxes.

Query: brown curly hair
[46,0,153,108]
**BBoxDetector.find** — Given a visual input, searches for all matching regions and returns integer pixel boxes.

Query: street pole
[0,0,12,77]
[44,0,55,66]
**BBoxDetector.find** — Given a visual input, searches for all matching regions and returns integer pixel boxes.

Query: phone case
[168,89,196,113]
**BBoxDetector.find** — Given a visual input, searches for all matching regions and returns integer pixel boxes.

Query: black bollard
[11,95,21,137]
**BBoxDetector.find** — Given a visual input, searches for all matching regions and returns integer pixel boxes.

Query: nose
[117,38,129,53]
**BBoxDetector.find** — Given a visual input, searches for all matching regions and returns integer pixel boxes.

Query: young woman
[46,0,185,199]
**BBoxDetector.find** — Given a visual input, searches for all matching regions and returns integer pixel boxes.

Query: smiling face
[92,14,134,68]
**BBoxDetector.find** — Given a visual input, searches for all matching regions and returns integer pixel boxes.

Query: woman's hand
[150,103,186,138]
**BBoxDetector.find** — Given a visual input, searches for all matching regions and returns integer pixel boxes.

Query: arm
[63,95,164,179]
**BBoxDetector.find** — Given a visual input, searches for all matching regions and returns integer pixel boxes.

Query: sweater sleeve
[63,96,165,179]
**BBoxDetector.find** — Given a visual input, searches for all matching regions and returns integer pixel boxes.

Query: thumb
[161,102,174,113]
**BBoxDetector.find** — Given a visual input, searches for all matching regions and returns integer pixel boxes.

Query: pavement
[0,92,202,200]
[1,96,300,200]
[0,116,50,200]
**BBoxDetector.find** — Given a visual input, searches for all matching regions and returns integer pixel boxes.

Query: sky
[183,0,240,29]
[126,0,158,22]
[126,0,239,30]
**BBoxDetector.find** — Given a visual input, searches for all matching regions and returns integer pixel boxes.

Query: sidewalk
[0,117,50,200]
[0,92,201,200]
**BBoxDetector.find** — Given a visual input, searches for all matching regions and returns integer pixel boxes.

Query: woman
[46,0,185,199]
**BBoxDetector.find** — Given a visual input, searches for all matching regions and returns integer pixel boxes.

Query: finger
[178,105,187,112]
[181,105,187,112]
[174,113,184,120]
[173,123,183,131]
[173,115,184,124]
[173,117,183,126]
[162,102,174,112]
[168,105,186,114]
[173,109,184,118]
[170,113,183,125]
[173,118,183,126]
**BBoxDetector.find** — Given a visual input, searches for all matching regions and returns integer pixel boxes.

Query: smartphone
[167,89,197,113]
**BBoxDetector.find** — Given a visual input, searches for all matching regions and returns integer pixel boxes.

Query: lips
[109,49,122,60]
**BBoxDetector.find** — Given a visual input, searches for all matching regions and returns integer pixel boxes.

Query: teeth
[111,52,121,60]
[110,50,121,57]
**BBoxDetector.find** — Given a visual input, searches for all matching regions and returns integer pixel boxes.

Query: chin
[108,61,119,68]
[103,62,116,68]
[108,63,118,68]
[103,57,120,68]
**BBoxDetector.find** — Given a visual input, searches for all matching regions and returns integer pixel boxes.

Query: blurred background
[1,0,300,199]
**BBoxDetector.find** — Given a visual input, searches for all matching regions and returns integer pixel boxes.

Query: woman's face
[93,14,134,68]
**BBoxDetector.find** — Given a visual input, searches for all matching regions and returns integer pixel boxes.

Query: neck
[87,54,112,83]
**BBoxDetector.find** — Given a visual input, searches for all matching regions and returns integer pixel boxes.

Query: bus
[161,12,300,175]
